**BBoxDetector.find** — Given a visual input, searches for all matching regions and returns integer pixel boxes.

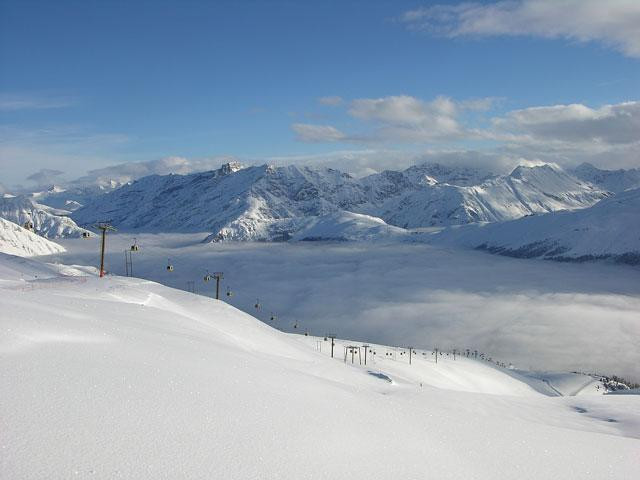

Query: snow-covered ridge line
[430,187,640,264]
[71,162,607,241]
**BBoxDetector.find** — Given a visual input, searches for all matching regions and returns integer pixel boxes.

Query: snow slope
[288,211,407,242]
[0,218,66,257]
[72,162,606,240]
[0,195,90,238]
[1,255,638,479]
[431,187,640,264]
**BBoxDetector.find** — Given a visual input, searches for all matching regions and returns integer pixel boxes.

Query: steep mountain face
[572,162,640,193]
[431,188,640,264]
[0,195,91,238]
[72,162,608,241]
[0,218,66,256]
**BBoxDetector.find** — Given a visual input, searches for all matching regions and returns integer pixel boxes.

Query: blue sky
[1,0,639,186]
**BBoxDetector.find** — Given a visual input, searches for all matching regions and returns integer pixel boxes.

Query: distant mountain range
[2,160,639,264]
[571,162,640,194]
[71,161,608,241]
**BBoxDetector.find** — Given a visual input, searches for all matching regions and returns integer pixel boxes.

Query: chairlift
[166,259,174,272]
[131,238,139,251]
[293,321,298,329]
[254,299,261,311]
[226,287,233,297]
[82,231,91,238]
[270,313,277,322]
[204,271,212,282]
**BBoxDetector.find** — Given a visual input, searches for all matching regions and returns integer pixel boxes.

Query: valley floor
[1,253,639,479]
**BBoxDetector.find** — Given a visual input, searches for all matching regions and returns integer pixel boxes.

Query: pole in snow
[94,222,116,278]
[407,346,414,365]
[362,344,370,366]
[327,334,336,358]
[212,272,224,300]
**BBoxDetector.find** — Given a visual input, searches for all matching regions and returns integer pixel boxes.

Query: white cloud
[291,123,347,142]
[0,93,77,111]
[290,96,640,172]
[318,96,344,106]
[350,95,457,126]
[495,101,640,145]
[0,125,132,186]
[73,156,240,187]
[399,0,640,58]
[267,148,521,178]
[294,95,496,145]
[26,169,65,186]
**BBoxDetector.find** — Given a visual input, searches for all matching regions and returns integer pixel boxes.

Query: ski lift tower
[212,272,223,300]
[94,222,116,278]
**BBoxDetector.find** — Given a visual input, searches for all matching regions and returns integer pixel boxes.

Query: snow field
[1,254,639,479]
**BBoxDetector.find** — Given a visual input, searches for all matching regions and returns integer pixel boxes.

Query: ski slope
[1,253,638,479]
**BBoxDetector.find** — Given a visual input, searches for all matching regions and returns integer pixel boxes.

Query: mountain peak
[218,161,245,175]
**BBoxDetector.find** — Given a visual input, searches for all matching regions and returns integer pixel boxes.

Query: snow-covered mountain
[373,164,607,228]
[431,187,640,264]
[0,195,91,238]
[572,162,640,193]
[28,183,124,211]
[72,162,607,241]
[0,218,66,256]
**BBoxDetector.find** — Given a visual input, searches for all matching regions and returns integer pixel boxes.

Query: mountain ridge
[72,162,608,241]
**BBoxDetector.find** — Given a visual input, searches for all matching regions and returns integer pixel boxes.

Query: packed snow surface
[1,253,638,478]
[0,218,65,257]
